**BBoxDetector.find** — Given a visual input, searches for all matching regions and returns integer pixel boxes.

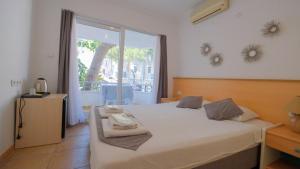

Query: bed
[89,102,273,169]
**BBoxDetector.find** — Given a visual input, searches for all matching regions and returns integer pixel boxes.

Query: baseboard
[0,145,14,164]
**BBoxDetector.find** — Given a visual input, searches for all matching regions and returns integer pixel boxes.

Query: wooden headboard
[173,77,300,125]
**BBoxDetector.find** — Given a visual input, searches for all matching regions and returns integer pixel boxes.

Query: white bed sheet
[90,102,273,169]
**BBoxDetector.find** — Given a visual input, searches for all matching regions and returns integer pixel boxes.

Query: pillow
[231,106,258,122]
[202,100,211,104]
[176,96,203,109]
[204,98,243,120]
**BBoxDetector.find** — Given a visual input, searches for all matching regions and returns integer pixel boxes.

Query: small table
[265,125,300,169]
[15,94,67,148]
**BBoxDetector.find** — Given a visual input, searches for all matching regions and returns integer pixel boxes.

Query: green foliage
[106,47,119,62]
[78,59,87,87]
[77,39,101,52]
[77,39,155,86]
[96,74,104,81]
[77,39,154,64]
[106,46,154,63]
[125,48,149,62]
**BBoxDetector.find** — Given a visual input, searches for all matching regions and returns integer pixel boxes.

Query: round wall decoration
[242,44,262,62]
[262,20,280,37]
[210,53,223,66]
[200,43,212,56]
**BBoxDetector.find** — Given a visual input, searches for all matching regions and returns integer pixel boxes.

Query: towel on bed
[94,111,152,150]
[110,113,138,128]
[109,116,138,130]
[103,119,148,138]
[104,105,123,113]
[97,107,122,118]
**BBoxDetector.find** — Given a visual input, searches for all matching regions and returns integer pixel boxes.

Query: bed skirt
[193,144,260,169]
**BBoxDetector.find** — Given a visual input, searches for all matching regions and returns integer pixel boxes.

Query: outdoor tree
[77,39,154,90]
[78,59,87,87]
[77,40,101,52]
[78,39,115,90]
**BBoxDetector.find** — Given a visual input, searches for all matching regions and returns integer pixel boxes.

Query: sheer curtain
[151,36,161,104]
[68,16,86,125]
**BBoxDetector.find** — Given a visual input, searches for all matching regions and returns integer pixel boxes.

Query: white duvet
[89,102,273,169]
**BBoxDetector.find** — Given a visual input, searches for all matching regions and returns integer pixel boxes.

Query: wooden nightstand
[265,125,300,169]
[160,97,178,103]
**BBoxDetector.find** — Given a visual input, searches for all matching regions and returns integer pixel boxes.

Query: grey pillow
[204,98,243,120]
[176,96,203,109]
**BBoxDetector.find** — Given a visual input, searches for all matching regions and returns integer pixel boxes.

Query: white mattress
[89,102,273,169]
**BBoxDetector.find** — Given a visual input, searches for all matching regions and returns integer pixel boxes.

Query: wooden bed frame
[172,77,300,169]
[173,77,300,125]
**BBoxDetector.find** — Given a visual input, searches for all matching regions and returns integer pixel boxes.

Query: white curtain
[151,36,161,104]
[68,17,86,125]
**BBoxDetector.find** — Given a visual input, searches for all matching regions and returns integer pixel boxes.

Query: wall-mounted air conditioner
[191,0,229,24]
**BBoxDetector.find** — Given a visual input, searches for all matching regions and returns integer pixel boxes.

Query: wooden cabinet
[15,94,67,148]
[266,158,299,169]
[265,125,300,169]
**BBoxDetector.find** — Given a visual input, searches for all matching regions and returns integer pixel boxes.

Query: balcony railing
[79,79,153,93]
[79,80,154,105]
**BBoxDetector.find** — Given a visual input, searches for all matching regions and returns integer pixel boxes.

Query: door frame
[76,15,158,105]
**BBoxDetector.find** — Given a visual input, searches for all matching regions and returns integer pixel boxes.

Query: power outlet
[11,80,16,87]
[11,80,22,87]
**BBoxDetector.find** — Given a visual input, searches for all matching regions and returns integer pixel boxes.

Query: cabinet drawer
[266,134,300,158]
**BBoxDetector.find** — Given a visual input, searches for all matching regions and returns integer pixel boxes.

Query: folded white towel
[102,119,148,138]
[111,113,137,126]
[97,107,122,118]
[109,114,138,130]
[104,105,123,114]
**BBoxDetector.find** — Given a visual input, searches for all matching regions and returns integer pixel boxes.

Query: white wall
[29,0,180,95]
[177,0,300,80]
[0,0,32,155]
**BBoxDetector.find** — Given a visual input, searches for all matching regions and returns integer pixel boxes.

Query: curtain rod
[75,13,160,37]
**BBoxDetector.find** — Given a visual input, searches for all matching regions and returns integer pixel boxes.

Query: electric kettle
[35,78,48,93]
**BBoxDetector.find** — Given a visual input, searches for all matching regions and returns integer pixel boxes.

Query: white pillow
[231,106,259,122]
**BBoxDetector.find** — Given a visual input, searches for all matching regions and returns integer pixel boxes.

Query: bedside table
[265,125,300,169]
[160,97,178,103]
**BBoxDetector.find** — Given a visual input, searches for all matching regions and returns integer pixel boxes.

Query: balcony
[80,80,154,107]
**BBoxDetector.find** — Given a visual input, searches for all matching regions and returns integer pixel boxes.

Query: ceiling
[77,23,157,48]
[104,0,204,20]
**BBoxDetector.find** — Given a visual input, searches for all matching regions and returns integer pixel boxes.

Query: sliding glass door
[77,21,121,105]
[122,30,158,104]
[76,19,158,106]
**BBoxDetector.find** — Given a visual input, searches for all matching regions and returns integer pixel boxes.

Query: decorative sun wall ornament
[262,20,280,37]
[210,53,223,66]
[200,43,212,56]
[242,44,263,63]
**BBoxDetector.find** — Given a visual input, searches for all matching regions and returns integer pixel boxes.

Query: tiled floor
[1,123,90,169]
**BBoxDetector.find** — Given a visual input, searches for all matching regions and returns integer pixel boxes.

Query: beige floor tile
[47,148,90,169]
[12,144,57,159]
[1,124,90,169]
[66,124,89,138]
[55,135,90,152]
[1,153,52,169]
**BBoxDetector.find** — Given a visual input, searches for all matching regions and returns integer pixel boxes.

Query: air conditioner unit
[191,0,229,24]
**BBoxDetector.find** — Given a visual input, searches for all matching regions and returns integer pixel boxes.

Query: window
[77,20,159,105]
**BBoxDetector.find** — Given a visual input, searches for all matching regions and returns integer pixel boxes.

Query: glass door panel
[77,20,158,106]
[122,30,158,104]
[76,22,121,105]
